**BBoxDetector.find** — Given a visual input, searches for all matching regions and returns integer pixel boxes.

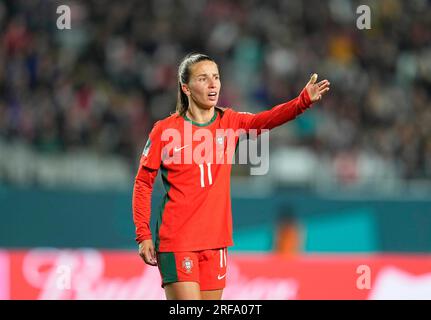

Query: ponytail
[176,81,189,116]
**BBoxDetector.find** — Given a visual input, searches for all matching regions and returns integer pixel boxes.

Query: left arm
[234,74,330,133]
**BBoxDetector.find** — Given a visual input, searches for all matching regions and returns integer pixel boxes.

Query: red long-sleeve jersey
[133,89,312,252]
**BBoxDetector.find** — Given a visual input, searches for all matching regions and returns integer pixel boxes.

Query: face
[182,60,221,110]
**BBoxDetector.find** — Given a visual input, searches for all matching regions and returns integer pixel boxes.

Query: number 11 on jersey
[198,163,212,187]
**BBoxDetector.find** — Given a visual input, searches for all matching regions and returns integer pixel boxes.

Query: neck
[186,104,215,124]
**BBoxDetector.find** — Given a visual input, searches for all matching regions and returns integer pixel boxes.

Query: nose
[208,78,216,88]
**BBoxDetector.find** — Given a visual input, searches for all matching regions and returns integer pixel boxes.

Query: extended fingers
[318,80,330,88]
[319,87,330,96]
[306,76,330,102]
[318,80,330,95]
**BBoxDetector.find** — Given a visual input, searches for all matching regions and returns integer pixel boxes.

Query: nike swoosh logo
[174,145,189,153]
[217,274,226,280]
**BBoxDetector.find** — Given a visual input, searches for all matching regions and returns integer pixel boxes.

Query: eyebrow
[196,73,219,77]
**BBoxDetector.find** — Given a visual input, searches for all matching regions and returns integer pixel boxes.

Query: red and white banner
[1,249,431,300]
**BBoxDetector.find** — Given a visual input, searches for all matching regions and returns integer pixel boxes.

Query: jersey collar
[183,109,218,127]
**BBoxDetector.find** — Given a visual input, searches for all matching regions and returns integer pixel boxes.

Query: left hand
[305,73,330,102]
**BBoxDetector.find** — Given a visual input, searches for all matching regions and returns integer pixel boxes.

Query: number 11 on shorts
[219,248,227,268]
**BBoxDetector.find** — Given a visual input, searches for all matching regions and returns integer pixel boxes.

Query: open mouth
[208,92,218,100]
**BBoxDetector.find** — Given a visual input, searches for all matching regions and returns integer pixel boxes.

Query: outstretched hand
[305,73,330,102]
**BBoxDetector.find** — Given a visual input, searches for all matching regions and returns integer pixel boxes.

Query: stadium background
[1,0,431,299]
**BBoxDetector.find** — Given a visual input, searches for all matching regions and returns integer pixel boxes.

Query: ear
[181,83,190,96]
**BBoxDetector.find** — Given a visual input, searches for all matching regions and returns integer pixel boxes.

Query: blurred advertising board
[1,249,431,300]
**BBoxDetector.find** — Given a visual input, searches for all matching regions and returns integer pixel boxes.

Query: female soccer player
[133,53,330,300]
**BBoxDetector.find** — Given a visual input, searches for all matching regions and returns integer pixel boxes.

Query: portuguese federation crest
[182,257,193,273]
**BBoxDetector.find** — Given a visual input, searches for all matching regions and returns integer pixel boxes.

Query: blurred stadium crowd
[0,0,430,188]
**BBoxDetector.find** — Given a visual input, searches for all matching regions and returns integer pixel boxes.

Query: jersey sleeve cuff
[136,234,153,244]
[299,88,312,108]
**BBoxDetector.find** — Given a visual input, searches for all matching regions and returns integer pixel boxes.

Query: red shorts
[156,248,227,291]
